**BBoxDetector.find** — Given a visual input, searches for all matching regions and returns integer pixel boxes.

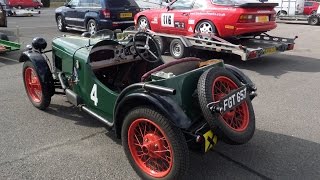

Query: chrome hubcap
[198,22,213,33]
[89,22,96,35]
[139,18,148,29]
[172,43,181,57]
[57,17,62,29]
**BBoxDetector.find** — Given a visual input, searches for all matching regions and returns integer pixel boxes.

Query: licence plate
[217,86,248,114]
[264,47,277,55]
[256,16,269,23]
[120,13,132,18]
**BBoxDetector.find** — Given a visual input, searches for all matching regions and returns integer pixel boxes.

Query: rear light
[270,14,276,21]
[287,44,294,50]
[248,51,258,59]
[101,9,111,18]
[238,14,255,23]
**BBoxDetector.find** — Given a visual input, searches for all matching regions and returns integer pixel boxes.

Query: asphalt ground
[0,8,320,179]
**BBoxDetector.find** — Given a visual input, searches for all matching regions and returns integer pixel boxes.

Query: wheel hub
[142,133,165,158]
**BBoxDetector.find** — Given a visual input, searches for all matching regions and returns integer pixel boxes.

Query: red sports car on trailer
[134,0,278,38]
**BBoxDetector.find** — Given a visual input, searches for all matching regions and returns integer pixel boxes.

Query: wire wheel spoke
[128,118,173,177]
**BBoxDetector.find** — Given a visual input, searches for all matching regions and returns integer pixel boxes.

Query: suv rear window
[107,0,139,7]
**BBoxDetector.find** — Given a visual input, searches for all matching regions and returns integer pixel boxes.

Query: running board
[81,106,113,127]
[66,26,87,32]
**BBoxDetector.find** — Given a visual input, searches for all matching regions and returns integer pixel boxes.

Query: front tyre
[122,107,189,180]
[23,61,52,110]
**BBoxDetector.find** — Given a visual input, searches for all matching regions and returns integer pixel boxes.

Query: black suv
[55,0,141,34]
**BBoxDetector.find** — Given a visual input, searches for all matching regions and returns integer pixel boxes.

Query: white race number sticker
[161,13,174,27]
[90,84,98,106]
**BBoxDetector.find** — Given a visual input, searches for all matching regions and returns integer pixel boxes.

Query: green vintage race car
[20,29,257,179]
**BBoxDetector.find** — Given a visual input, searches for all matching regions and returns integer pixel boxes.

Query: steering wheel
[133,32,162,63]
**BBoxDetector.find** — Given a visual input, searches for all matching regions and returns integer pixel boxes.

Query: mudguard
[114,92,192,138]
[19,50,55,96]
[224,64,256,88]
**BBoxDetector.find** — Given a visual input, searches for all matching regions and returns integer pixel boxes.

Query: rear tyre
[169,39,189,59]
[195,20,216,34]
[137,16,150,30]
[87,19,97,35]
[56,15,67,32]
[23,61,52,110]
[154,36,168,55]
[308,15,319,25]
[197,67,255,144]
[122,107,189,180]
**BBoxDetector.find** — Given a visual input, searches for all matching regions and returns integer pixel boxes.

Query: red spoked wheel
[198,67,255,144]
[122,107,189,180]
[128,118,173,178]
[23,61,52,110]
[24,67,43,103]
[212,76,249,132]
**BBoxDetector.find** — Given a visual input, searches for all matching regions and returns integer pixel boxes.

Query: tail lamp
[101,9,111,18]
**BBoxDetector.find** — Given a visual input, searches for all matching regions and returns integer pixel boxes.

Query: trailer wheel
[122,107,189,180]
[154,36,168,55]
[308,15,319,25]
[169,39,189,59]
[197,67,255,145]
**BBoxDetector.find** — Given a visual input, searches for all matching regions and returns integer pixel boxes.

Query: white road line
[0,56,19,62]
[5,25,57,30]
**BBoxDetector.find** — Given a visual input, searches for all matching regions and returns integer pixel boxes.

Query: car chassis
[20,29,258,179]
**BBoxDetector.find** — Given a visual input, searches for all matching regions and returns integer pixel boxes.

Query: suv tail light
[238,14,255,23]
[101,9,111,18]
[270,14,276,21]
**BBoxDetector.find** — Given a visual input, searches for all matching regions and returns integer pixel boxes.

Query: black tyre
[195,20,217,34]
[154,36,168,55]
[0,33,9,41]
[169,39,189,59]
[87,19,97,35]
[23,61,52,110]
[122,107,189,180]
[56,15,67,32]
[276,10,287,17]
[308,15,319,25]
[197,67,255,144]
[137,16,150,30]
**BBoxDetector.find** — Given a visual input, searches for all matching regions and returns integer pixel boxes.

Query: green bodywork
[52,35,224,125]
[0,39,20,53]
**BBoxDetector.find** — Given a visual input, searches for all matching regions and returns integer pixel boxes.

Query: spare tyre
[197,67,255,144]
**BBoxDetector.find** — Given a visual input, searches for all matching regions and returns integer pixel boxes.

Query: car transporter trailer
[123,28,297,61]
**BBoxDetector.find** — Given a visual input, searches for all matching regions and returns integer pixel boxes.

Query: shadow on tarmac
[45,102,320,179]
[187,130,320,179]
